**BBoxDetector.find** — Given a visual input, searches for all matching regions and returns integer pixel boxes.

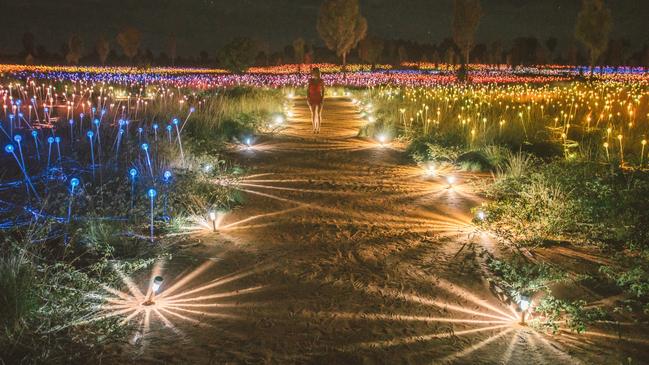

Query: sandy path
[116,97,647,364]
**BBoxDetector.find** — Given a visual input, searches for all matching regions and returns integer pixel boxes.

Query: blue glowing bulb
[163,170,172,181]
[153,123,159,130]
[92,107,96,113]
[119,119,126,126]
[9,114,14,120]
[93,119,100,126]
[69,119,74,125]
[141,143,149,151]
[4,144,14,153]
[129,168,138,178]
[147,188,157,198]
[101,109,106,115]
[86,131,94,138]
[79,113,84,118]
[31,131,38,137]
[13,135,22,143]
[48,137,55,144]
[70,178,80,188]
[18,113,23,118]
[166,125,172,131]
[54,136,61,143]
[138,127,143,134]
[189,107,195,113]
[44,107,49,113]
[119,129,124,135]
[172,118,179,125]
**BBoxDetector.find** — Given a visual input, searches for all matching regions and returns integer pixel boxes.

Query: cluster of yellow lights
[368,81,649,166]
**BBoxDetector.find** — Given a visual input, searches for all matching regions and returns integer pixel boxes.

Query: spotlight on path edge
[517,294,531,325]
[142,276,164,306]
[446,175,456,189]
[377,134,388,148]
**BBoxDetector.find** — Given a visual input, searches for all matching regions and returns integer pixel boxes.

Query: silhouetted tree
[511,37,540,66]
[605,39,631,67]
[218,37,257,73]
[22,32,35,57]
[472,43,487,63]
[545,37,558,61]
[96,35,110,65]
[36,45,49,60]
[167,34,177,66]
[199,50,209,64]
[452,0,482,64]
[116,26,141,63]
[358,36,384,66]
[66,34,83,65]
[293,37,306,63]
[489,41,503,64]
[575,0,612,72]
[397,44,408,63]
[317,0,368,65]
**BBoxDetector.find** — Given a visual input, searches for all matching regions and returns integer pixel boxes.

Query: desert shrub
[0,234,151,363]
[482,159,649,246]
[533,297,605,333]
[487,256,565,297]
[407,134,466,164]
[483,176,580,245]
[186,87,284,142]
[0,251,38,334]
[600,250,649,314]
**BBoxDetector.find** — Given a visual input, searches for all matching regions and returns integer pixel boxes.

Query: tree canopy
[317,0,367,65]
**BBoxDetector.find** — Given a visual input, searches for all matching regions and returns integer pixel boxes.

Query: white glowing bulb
[447,176,456,185]
[518,295,531,311]
[378,134,387,144]
[152,276,164,293]
[209,211,217,222]
[477,211,486,220]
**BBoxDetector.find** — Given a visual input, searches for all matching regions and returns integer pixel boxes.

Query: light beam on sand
[436,327,515,363]
[79,261,270,345]
[361,285,515,321]
[348,324,511,350]
[301,310,510,325]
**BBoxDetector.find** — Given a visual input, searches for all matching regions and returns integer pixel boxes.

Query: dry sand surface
[110,97,649,364]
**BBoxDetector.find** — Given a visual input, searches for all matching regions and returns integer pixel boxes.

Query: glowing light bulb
[151,276,164,293]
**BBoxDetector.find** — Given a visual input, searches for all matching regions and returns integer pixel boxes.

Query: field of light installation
[1,62,649,364]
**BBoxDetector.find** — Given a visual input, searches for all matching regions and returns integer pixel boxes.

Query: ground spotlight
[143,276,164,306]
[209,210,217,232]
[517,294,531,325]
[446,175,456,189]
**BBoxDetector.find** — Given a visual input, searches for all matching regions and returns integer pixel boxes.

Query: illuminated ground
[104,96,649,364]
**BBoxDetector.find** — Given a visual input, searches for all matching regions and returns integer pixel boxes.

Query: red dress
[307,78,324,105]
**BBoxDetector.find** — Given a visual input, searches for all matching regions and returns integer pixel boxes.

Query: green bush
[0,251,38,334]
[533,297,605,334]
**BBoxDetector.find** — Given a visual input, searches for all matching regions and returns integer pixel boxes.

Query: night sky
[1,0,648,56]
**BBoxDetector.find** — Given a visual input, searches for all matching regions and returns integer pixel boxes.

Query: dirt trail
[120,97,647,364]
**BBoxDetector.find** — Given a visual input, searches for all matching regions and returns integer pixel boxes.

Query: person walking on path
[307,67,325,133]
